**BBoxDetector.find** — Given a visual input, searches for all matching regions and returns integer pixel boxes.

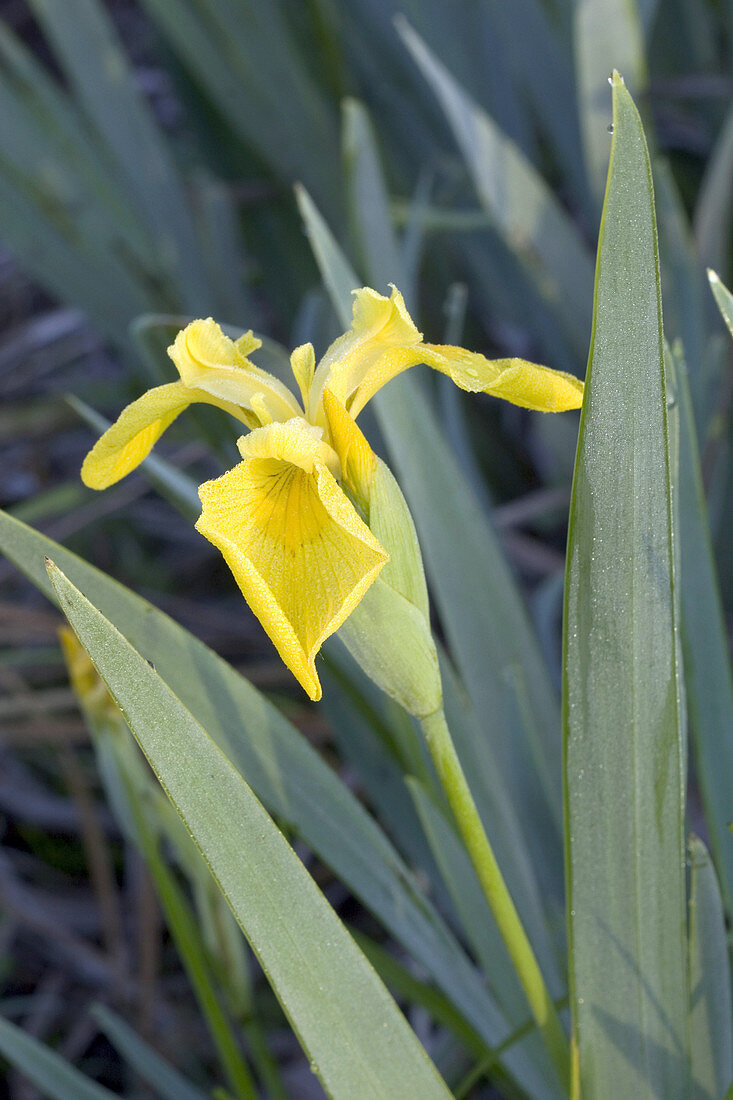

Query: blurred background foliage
[2,0,733,1095]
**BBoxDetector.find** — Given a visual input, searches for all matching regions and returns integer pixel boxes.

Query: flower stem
[420,706,569,1090]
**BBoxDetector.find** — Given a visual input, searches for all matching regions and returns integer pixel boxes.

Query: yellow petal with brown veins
[195,419,388,700]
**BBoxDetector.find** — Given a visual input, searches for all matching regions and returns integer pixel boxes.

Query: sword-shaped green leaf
[671,336,733,918]
[0,508,506,1053]
[563,74,688,1097]
[0,1017,116,1100]
[47,561,453,1100]
[688,836,733,1100]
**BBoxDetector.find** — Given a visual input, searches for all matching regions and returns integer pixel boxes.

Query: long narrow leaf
[563,74,688,1097]
[0,509,507,1052]
[688,836,733,1100]
[28,0,210,312]
[91,1005,209,1100]
[694,102,733,281]
[48,560,453,1100]
[672,338,733,917]
[138,0,339,210]
[0,1017,116,1100]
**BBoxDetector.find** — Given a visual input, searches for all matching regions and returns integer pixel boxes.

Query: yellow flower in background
[82,286,583,699]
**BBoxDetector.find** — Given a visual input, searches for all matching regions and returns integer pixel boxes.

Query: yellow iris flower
[82,286,583,699]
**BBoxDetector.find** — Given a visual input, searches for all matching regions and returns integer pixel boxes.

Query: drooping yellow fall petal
[343,343,584,417]
[195,419,388,700]
[322,388,376,512]
[421,344,584,412]
[169,318,302,423]
[308,285,583,419]
[81,382,251,490]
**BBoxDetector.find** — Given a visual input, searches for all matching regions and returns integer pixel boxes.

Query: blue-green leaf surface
[0,509,505,1052]
[0,1016,116,1100]
[672,339,733,916]
[48,561,453,1099]
[397,17,593,361]
[27,0,210,313]
[563,74,688,1098]
[688,836,733,1100]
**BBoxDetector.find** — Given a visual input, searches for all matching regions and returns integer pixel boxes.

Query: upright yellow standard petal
[307,285,583,418]
[195,420,388,700]
[169,318,302,423]
[310,286,421,415]
[81,381,250,489]
[290,344,316,413]
[322,388,376,512]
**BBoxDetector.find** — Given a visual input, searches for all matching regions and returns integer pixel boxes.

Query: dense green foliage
[2,2,733,1097]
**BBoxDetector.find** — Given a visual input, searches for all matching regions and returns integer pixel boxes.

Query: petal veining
[196,454,388,700]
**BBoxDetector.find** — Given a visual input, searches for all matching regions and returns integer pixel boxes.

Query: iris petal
[310,286,421,415]
[81,381,250,490]
[309,285,583,418]
[196,420,387,700]
[421,344,584,411]
[322,388,376,511]
[169,318,302,423]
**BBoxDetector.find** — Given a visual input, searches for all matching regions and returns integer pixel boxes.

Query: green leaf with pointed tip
[48,560,453,1100]
[672,339,733,918]
[688,836,733,1100]
[0,508,506,1054]
[708,269,733,339]
[563,75,687,1098]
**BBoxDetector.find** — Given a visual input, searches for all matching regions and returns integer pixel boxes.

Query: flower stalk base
[420,707,569,1090]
